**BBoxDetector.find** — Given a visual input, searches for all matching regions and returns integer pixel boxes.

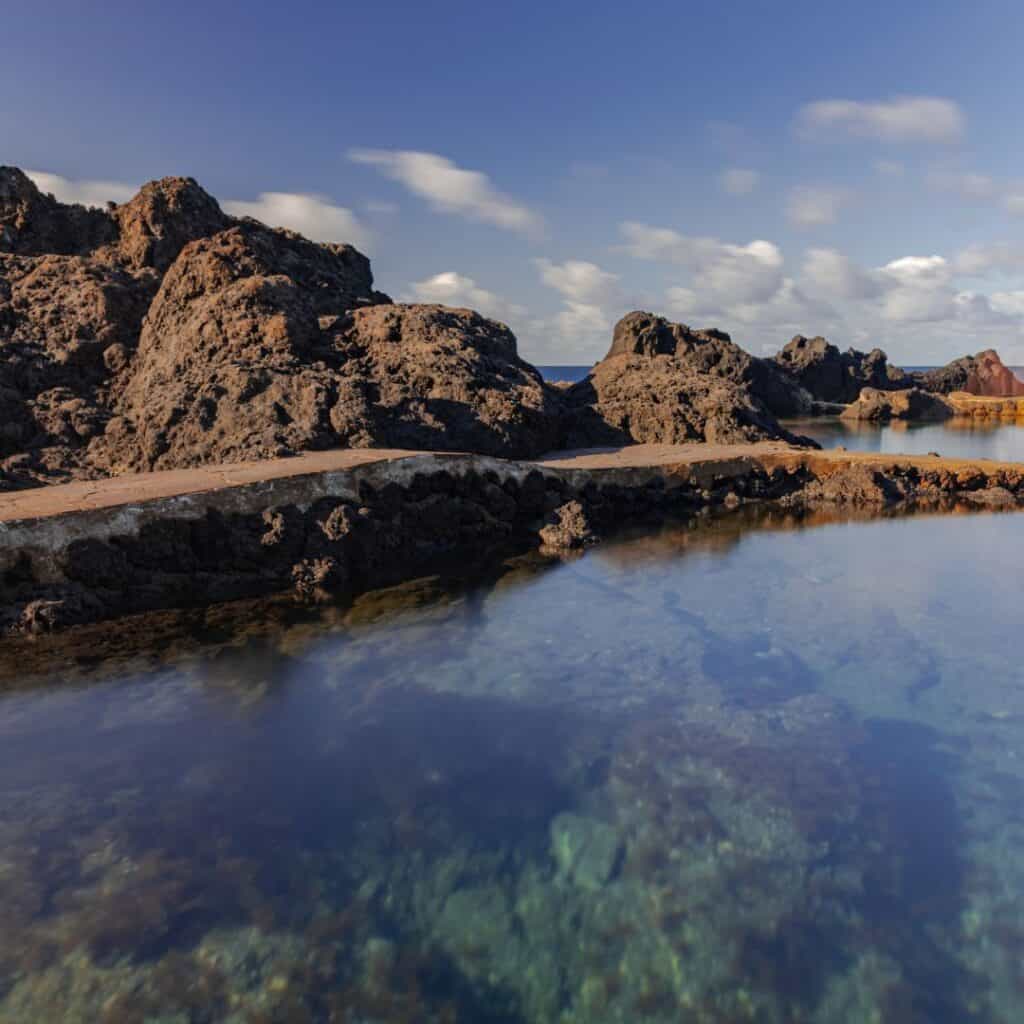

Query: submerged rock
[774,334,912,404]
[917,349,1024,397]
[840,387,953,423]
[550,812,622,890]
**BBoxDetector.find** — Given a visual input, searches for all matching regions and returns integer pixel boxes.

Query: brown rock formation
[1,166,569,486]
[840,387,953,423]
[917,349,1024,397]
[606,311,810,417]
[561,313,817,448]
[774,335,912,404]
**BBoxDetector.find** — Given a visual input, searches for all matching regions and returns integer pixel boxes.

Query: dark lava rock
[607,311,810,418]
[916,349,1024,397]
[561,312,818,448]
[774,335,913,404]
[840,387,953,423]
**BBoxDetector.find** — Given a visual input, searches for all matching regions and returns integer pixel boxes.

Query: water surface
[794,417,1024,461]
[2,508,1024,1022]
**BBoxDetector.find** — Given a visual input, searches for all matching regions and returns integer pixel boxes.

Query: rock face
[561,313,817,448]
[840,387,953,423]
[606,311,810,417]
[917,349,1024,397]
[0,166,569,488]
[774,335,912,404]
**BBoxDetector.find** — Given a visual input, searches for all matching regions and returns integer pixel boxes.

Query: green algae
[0,508,1024,1020]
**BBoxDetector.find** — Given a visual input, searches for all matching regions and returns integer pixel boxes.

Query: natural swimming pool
[2,502,1023,1022]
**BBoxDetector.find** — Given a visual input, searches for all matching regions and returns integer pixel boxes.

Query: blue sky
[6,0,1024,363]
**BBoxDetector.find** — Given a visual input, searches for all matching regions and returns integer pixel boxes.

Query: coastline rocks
[840,387,953,423]
[607,311,810,417]
[562,314,817,448]
[774,335,912,404]
[917,349,1024,397]
[538,500,596,552]
[110,222,390,471]
[326,303,562,458]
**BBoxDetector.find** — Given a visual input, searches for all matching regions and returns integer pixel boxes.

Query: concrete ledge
[3,442,1024,635]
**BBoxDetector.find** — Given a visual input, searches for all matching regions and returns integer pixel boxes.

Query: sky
[5,0,1024,365]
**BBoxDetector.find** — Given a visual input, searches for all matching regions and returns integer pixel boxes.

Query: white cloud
[620,222,784,306]
[348,148,543,237]
[554,302,611,340]
[802,248,882,299]
[786,186,853,227]
[535,258,618,303]
[224,192,370,249]
[404,271,525,322]
[956,242,1024,275]
[795,96,965,144]
[991,291,1024,317]
[719,168,759,195]
[26,170,137,208]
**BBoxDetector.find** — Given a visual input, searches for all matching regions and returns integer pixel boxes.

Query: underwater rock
[550,812,622,890]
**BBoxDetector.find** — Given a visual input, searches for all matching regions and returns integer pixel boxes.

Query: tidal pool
[2,507,1024,1022]
[793,416,1024,461]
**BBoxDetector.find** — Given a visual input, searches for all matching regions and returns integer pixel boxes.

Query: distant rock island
[3,166,1023,492]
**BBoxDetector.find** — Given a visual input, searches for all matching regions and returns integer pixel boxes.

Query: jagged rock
[327,303,561,457]
[0,167,115,255]
[917,349,1024,397]
[538,500,595,551]
[562,314,817,448]
[840,387,953,423]
[774,335,912,404]
[608,311,809,417]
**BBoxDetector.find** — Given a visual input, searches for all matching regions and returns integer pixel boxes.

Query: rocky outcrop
[1,166,573,486]
[561,313,817,448]
[326,304,562,457]
[774,335,912,404]
[607,312,810,417]
[840,387,953,423]
[917,349,1024,397]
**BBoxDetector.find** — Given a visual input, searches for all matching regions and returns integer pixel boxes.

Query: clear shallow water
[794,417,1024,461]
[2,509,1024,1021]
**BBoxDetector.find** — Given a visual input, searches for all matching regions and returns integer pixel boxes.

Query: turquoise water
[2,507,1024,1021]
[795,417,1024,461]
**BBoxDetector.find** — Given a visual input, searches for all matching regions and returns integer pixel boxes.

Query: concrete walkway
[1,440,1021,525]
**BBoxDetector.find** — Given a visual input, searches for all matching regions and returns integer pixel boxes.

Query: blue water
[794,417,1024,461]
[2,507,1024,1021]
[538,364,592,383]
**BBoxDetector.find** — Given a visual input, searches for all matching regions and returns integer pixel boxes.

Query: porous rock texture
[0,166,570,487]
[773,335,913,404]
[562,312,817,448]
[916,349,1024,397]
[840,387,953,423]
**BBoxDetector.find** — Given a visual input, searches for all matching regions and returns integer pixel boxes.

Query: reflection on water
[2,509,1024,1021]
[794,416,1024,461]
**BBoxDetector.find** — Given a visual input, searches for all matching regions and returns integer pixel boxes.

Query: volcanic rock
[561,313,817,448]
[916,349,1024,397]
[607,311,810,417]
[774,335,912,404]
[840,387,953,423]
